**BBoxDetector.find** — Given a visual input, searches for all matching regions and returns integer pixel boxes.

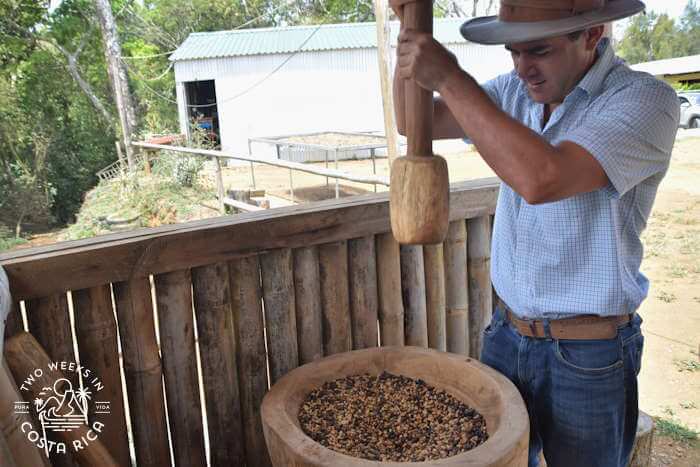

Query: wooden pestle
[390,0,449,245]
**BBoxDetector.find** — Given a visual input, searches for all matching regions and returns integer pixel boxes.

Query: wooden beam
[1,179,499,301]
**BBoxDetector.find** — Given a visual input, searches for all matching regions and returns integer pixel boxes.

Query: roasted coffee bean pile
[298,371,488,462]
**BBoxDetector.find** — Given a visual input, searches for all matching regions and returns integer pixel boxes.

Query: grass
[667,265,689,278]
[62,171,217,241]
[656,290,677,303]
[673,359,700,373]
[0,235,27,252]
[655,417,700,444]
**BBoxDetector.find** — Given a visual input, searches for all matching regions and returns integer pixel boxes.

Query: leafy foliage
[617,1,700,64]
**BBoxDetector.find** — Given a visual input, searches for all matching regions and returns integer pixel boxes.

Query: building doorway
[185,80,219,147]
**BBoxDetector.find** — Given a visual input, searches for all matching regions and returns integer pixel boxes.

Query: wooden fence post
[467,216,492,358]
[444,221,469,355]
[214,156,225,213]
[376,233,404,346]
[191,263,246,466]
[229,255,271,467]
[423,243,446,351]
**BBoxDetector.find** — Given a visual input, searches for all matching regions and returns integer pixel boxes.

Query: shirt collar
[576,37,615,98]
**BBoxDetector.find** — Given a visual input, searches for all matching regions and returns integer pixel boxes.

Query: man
[389,0,679,466]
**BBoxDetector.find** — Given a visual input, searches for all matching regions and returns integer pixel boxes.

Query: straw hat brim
[460,0,645,44]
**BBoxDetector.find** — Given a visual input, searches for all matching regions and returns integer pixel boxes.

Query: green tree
[679,0,700,56]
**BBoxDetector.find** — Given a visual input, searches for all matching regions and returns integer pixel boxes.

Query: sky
[642,0,691,18]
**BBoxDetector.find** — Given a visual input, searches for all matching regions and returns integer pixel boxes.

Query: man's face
[505,32,596,106]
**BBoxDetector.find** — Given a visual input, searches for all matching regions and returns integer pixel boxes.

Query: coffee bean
[298,372,488,462]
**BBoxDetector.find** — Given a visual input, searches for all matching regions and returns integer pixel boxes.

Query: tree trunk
[93,0,138,170]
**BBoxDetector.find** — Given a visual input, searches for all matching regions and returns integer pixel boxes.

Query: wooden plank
[444,221,469,355]
[223,197,265,212]
[348,236,379,350]
[191,263,246,466]
[292,247,323,364]
[229,255,271,467]
[375,233,404,347]
[260,249,299,383]
[153,270,207,467]
[25,294,76,382]
[423,244,446,351]
[400,245,428,347]
[318,242,352,355]
[113,278,170,467]
[2,179,499,301]
[467,216,492,358]
[72,285,130,467]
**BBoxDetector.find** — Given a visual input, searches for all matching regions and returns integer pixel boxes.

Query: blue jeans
[480,305,644,467]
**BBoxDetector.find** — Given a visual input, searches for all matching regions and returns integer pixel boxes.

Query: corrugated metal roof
[630,54,700,76]
[170,18,467,62]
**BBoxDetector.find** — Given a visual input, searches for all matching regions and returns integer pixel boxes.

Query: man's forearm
[438,71,569,203]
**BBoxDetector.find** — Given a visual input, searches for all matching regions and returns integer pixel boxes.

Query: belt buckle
[527,319,538,337]
[517,316,539,337]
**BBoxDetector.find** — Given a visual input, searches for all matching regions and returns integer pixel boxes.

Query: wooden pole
[0,358,50,467]
[318,241,352,355]
[113,278,170,467]
[215,156,226,213]
[5,333,119,467]
[191,263,246,466]
[259,249,299,383]
[373,0,400,168]
[25,294,77,387]
[292,247,324,364]
[400,245,428,347]
[467,216,492,358]
[153,270,207,467]
[423,243,446,351]
[444,221,469,355]
[72,286,130,466]
[348,236,379,349]
[247,139,257,189]
[229,255,271,467]
[375,233,404,346]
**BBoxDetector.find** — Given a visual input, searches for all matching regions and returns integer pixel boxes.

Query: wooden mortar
[261,346,529,466]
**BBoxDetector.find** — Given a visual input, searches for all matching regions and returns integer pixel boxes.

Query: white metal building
[169,19,512,156]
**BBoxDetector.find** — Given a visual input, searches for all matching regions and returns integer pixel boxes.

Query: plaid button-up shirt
[482,38,680,318]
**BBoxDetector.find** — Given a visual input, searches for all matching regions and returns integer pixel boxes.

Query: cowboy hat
[460,0,645,45]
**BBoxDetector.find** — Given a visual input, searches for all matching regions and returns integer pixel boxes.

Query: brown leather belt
[497,298,632,340]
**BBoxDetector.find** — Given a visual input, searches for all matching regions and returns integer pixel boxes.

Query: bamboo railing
[0,178,499,467]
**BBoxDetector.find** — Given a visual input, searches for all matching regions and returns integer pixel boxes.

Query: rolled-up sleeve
[566,78,680,198]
